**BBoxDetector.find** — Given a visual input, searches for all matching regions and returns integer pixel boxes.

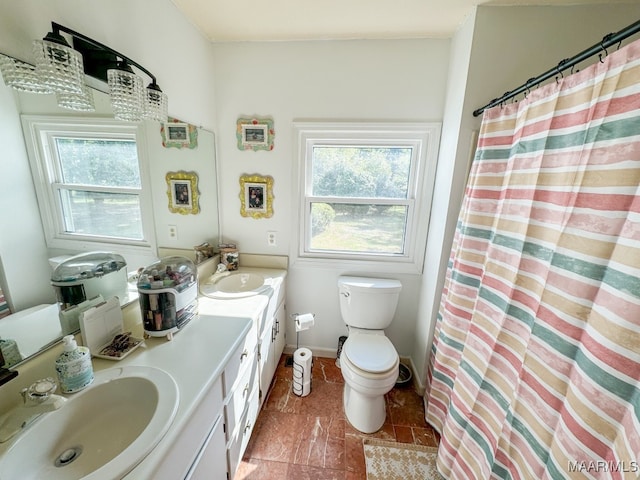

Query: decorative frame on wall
[161,117,198,149]
[166,171,200,215]
[239,174,274,219]
[236,116,275,151]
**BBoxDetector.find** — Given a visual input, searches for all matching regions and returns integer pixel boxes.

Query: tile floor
[234,356,440,480]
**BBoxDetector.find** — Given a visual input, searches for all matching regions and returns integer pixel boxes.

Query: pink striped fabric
[426,37,640,479]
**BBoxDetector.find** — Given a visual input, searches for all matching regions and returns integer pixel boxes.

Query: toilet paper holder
[290,312,315,350]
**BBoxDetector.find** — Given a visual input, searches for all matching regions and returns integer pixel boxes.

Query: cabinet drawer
[224,358,258,441]
[227,385,260,478]
[223,321,258,396]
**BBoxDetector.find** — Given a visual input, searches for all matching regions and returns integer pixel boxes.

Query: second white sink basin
[201,272,267,299]
[0,365,179,480]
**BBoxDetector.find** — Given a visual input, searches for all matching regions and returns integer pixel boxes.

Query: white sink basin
[0,365,178,480]
[201,272,267,299]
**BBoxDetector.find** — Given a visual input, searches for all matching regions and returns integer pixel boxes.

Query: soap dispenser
[55,335,94,393]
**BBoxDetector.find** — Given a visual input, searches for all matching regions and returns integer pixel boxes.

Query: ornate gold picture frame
[166,171,200,215]
[239,174,274,219]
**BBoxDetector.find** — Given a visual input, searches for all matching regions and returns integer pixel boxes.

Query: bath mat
[363,439,443,480]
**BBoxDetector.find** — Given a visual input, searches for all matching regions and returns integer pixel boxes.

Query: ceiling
[170,0,629,43]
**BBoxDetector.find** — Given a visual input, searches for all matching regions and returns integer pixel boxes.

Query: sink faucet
[0,378,66,443]
[205,263,230,285]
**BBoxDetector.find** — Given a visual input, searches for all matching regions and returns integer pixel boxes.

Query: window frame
[292,122,441,274]
[21,115,156,255]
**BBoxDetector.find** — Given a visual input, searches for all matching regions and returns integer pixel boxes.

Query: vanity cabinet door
[185,414,226,480]
[259,314,276,405]
[273,302,286,367]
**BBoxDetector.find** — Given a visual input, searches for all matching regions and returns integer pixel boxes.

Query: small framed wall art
[236,116,274,151]
[239,174,274,219]
[166,171,200,215]
[161,118,198,149]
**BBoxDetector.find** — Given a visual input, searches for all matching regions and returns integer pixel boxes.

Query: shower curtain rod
[472,19,640,117]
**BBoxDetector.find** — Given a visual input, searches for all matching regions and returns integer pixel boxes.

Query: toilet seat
[343,333,397,374]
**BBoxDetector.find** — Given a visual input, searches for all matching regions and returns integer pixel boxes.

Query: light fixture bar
[50,22,158,86]
[49,22,167,122]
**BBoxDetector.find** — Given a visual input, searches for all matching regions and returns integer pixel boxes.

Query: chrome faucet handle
[21,378,57,404]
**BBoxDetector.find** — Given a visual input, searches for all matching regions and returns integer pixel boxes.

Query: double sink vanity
[0,256,288,480]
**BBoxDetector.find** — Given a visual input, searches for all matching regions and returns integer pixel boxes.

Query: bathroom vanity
[124,265,287,479]
[0,261,287,480]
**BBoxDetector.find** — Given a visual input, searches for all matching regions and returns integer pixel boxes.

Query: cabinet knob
[243,384,249,397]
[244,422,252,435]
[240,349,249,361]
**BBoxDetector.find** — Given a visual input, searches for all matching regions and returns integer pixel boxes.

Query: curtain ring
[599,34,613,63]
[524,78,535,98]
[555,67,564,84]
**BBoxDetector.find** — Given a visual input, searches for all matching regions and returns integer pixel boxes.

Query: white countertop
[0,265,287,480]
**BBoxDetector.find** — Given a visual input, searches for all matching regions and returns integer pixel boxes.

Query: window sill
[290,254,424,275]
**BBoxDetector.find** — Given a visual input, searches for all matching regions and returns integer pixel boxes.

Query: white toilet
[338,276,402,433]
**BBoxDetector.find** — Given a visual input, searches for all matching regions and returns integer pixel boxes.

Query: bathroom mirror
[0,53,220,368]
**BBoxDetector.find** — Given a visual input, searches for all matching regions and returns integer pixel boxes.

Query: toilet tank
[338,276,402,329]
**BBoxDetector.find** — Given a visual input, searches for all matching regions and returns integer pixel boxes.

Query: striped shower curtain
[426,38,640,479]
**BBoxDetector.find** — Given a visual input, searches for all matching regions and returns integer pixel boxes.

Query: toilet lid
[343,334,397,373]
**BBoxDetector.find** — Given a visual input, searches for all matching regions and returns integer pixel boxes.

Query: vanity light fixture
[33,28,85,95]
[0,55,52,94]
[0,22,168,121]
[107,60,144,121]
[56,82,95,112]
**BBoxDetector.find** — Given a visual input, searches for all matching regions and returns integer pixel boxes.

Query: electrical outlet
[267,231,277,247]
[168,224,178,240]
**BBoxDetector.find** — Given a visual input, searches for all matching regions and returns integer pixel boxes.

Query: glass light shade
[56,83,95,111]
[0,54,52,94]
[33,39,84,94]
[143,84,168,122]
[108,67,144,122]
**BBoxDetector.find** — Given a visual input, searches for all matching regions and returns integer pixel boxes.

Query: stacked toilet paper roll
[295,313,315,332]
[293,347,312,397]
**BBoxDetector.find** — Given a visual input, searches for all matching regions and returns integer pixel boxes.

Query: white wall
[414,3,640,386]
[212,39,451,358]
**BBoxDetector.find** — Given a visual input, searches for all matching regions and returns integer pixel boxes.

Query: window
[293,122,440,273]
[22,116,155,253]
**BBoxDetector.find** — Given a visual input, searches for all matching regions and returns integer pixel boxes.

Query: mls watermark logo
[568,460,639,474]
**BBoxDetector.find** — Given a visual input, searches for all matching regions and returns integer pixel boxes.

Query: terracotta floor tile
[263,375,302,414]
[345,471,367,480]
[247,411,304,463]
[287,464,345,480]
[413,426,440,447]
[313,357,345,384]
[344,434,366,474]
[292,416,340,468]
[240,356,439,479]
[297,381,344,417]
[387,386,429,427]
[394,424,415,443]
[234,458,289,479]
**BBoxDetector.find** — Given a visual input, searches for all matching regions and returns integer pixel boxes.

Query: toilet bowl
[338,276,402,433]
[341,329,399,433]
